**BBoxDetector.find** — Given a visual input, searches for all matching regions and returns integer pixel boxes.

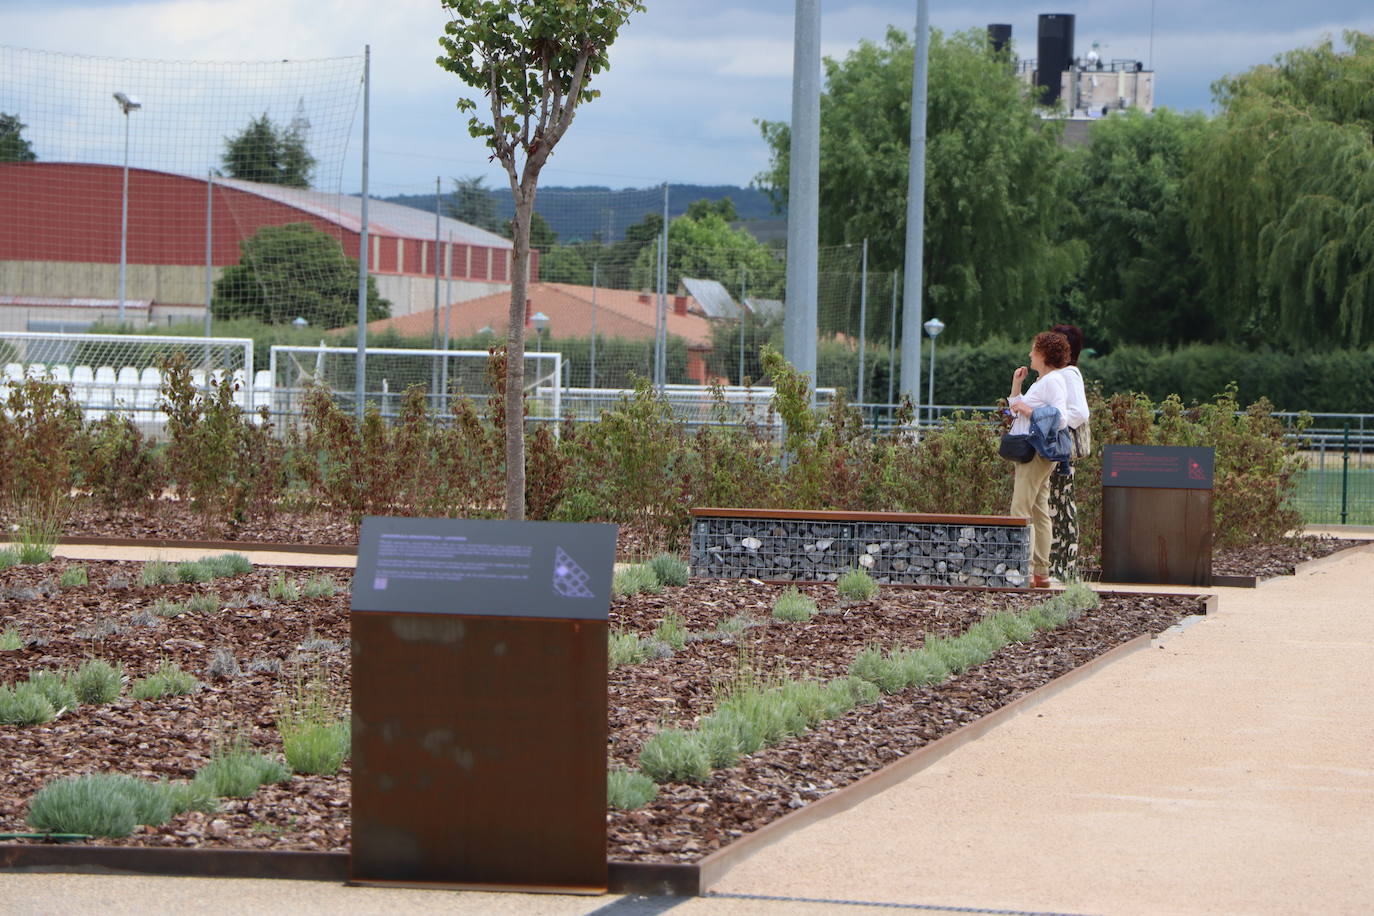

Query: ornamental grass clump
[837,567,879,601]
[139,560,178,586]
[69,659,122,705]
[771,586,817,623]
[0,682,56,725]
[27,669,77,712]
[193,738,290,799]
[302,575,339,599]
[922,635,985,675]
[150,597,184,618]
[0,548,17,570]
[990,610,1038,643]
[59,565,88,587]
[848,645,906,694]
[606,768,658,810]
[638,728,711,784]
[612,564,661,597]
[275,671,351,776]
[652,611,687,650]
[608,630,652,670]
[184,593,222,615]
[203,553,253,578]
[27,774,140,838]
[0,626,22,651]
[26,773,191,838]
[131,660,201,700]
[15,518,58,564]
[647,553,690,587]
[268,573,300,602]
[848,586,1103,696]
[175,560,214,584]
[892,647,950,688]
[163,779,218,816]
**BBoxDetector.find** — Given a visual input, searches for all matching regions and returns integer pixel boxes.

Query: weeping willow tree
[1190,31,1374,348]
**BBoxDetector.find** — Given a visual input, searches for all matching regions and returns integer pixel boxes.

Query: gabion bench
[690,508,1031,588]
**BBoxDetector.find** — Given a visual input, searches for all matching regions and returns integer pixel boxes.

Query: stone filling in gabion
[691,516,1031,588]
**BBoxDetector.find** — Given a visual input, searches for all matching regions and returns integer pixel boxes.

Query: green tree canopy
[1191,30,1374,348]
[221,113,315,188]
[756,27,1083,342]
[213,223,388,327]
[629,205,784,300]
[446,175,501,232]
[0,112,37,162]
[536,244,593,284]
[1070,108,1213,349]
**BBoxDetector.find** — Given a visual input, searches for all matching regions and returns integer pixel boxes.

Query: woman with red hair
[1007,331,1072,588]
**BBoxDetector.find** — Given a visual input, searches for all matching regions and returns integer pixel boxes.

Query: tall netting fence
[371,180,905,424]
[0,45,364,332]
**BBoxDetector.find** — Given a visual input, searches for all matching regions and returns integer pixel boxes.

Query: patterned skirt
[1048,468,1078,581]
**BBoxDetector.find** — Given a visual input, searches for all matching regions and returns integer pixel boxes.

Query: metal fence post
[1341,422,1350,525]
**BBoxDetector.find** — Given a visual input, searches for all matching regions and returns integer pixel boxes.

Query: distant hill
[383,184,781,243]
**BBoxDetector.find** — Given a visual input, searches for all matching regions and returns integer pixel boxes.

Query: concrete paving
[4,534,1371,914]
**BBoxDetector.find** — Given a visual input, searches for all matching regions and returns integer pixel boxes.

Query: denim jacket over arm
[1029,405,1072,474]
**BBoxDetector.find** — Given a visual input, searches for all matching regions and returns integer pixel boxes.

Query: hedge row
[822,338,1374,414]
[0,348,1305,561]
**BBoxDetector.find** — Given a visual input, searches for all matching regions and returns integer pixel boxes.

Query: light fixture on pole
[531,311,550,353]
[922,316,945,424]
[113,92,142,325]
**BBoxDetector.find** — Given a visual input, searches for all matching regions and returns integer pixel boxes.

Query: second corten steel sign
[1101,445,1215,586]
[350,517,616,893]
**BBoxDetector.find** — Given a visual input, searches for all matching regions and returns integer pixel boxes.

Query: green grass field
[1295,467,1374,525]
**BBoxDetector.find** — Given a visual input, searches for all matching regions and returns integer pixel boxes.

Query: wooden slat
[690,507,1028,526]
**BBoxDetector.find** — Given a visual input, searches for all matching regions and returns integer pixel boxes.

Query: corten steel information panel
[1101,445,1214,586]
[350,517,616,893]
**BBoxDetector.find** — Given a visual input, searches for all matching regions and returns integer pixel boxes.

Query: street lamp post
[531,311,550,353]
[113,92,142,325]
[923,317,945,425]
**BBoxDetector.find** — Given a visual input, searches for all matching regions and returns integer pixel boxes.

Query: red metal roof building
[0,162,523,331]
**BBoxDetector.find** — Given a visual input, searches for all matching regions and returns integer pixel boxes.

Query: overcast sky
[4,0,1373,197]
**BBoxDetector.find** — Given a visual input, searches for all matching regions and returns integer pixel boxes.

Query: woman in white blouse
[1006,331,1073,589]
[1048,324,1090,581]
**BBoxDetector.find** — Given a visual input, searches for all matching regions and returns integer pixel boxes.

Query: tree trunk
[504,187,536,520]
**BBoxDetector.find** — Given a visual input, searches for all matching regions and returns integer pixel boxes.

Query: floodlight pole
[433,175,442,406]
[355,45,371,422]
[114,92,142,324]
[590,262,599,389]
[783,0,820,398]
[204,170,213,338]
[899,0,931,414]
[856,238,868,405]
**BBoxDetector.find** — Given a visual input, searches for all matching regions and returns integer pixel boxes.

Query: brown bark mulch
[1,556,1204,863]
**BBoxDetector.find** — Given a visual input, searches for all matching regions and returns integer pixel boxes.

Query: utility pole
[783,0,820,394]
[899,0,930,413]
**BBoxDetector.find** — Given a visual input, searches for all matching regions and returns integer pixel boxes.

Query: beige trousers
[1010,454,1056,577]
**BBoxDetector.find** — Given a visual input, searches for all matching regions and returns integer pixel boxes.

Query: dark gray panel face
[351,517,617,619]
[1102,445,1215,489]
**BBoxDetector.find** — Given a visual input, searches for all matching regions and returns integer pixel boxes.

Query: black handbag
[998,433,1036,463]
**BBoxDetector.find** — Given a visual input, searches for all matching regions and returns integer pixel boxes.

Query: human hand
[1012,366,1028,385]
